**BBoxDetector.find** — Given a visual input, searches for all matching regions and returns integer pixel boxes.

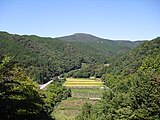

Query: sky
[0,0,160,41]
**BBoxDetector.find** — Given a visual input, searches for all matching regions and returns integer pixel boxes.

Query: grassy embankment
[53,78,103,120]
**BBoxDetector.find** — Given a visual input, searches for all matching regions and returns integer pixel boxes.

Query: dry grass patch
[53,98,97,120]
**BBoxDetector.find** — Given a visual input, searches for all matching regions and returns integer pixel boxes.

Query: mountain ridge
[58,32,143,56]
[58,33,144,42]
[1,31,145,42]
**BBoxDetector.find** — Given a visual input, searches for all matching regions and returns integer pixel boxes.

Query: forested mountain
[0,31,159,119]
[0,31,142,83]
[58,33,143,56]
[77,37,160,120]
[0,32,100,83]
[105,37,160,75]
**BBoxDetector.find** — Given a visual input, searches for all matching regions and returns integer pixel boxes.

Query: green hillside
[59,33,143,56]
[0,31,142,83]
[0,32,100,83]
[0,31,159,119]
[105,37,160,75]
[77,37,160,120]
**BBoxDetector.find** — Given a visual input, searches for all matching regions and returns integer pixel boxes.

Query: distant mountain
[58,33,109,42]
[58,33,143,56]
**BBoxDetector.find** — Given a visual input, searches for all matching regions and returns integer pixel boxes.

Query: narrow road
[39,80,53,90]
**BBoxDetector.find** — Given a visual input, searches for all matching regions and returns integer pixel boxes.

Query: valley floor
[53,78,103,120]
[53,98,98,120]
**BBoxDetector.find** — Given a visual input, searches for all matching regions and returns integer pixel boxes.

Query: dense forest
[0,31,159,119]
[0,55,72,119]
[0,31,141,83]
[77,37,160,120]
[59,33,142,58]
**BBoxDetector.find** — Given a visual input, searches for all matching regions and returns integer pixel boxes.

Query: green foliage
[1,31,159,119]
[0,31,141,83]
[0,55,11,69]
[129,72,160,119]
[105,37,160,75]
[0,32,95,83]
[77,37,160,119]
[59,33,142,57]
[0,56,53,120]
[44,83,71,114]
[77,102,93,120]
[65,63,107,78]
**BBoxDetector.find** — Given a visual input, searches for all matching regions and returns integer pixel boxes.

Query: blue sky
[0,0,160,40]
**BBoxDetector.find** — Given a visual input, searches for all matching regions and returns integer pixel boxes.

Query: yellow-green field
[53,88,102,120]
[63,78,103,87]
[54,78,103,120]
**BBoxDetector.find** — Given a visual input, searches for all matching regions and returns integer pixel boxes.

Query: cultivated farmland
[63,78,103,87]
[53,78,104,120]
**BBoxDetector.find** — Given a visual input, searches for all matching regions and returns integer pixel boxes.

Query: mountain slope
[0,32,96,83]
[59,33,108,42]
[0,31,143,83]
[58,33,143,56]
[77,37,160,120]
[105,37,160,75]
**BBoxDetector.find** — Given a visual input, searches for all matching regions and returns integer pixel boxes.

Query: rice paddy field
[63,78,103,87]
[53,78,104,120]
